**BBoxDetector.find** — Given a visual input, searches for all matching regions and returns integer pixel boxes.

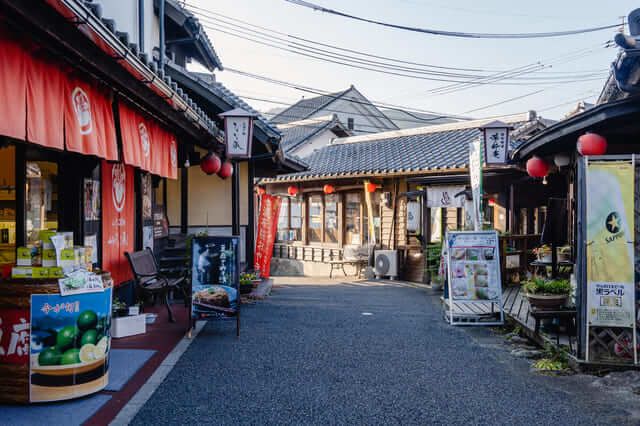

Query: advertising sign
[29,288,112,402]
[0,309,30,365]
[445,230,503,325]
[586,161,636,329]
[254,195,282,278]
[191,236,239,319]
[102,161,135,285]
[469,138,483,231]
[483,127,509,164]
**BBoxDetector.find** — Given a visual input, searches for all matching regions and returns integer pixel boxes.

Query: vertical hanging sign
[102,161,135,285]
[469,138,483,231]
[254,194,282,278]
[585,160,636,362]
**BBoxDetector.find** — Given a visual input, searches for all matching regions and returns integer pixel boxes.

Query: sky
[185,0,637,121]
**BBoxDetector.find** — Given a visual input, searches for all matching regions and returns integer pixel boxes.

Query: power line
[187,5,608,84]
[284,0,619,39]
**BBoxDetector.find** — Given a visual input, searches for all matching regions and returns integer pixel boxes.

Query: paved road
[131,281,631,425]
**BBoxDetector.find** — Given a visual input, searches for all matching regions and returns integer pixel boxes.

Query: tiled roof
[271,88,351,124]
[265,112,542,182]
[277,114,349,153]
[168,65,281,139]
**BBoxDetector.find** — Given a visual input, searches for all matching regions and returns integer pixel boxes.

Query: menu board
[445,230,503,325]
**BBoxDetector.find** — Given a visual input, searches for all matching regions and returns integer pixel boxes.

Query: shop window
[345,193,361,245]
[308,195,323,242]
[324,193,338,243]
[277,197,290,241]
[290,198,302,240]
[0,144,16,266]
[26,161,58,244]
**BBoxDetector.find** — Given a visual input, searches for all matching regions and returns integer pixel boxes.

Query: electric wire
[283,0,619,39]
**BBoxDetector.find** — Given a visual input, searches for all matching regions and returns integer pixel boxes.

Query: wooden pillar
[508,184,515,233]
[246,161,255,268]
[231,160,240,236]
[180,166,188,234]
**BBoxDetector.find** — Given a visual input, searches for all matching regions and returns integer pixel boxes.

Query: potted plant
[112,298,129,317]
[239,272,255,295]
[558,246,572,262]
[523,278,571,310]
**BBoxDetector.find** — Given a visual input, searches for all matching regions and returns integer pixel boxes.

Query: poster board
[445,230,503,326]
[585,159,637,363]
[191,236,240,320]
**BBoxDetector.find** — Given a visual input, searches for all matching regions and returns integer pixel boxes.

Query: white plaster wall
[99,0,159,55]
[291,130,337,158]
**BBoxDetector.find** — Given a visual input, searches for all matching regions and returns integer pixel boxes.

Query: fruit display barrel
[0,279,112,404]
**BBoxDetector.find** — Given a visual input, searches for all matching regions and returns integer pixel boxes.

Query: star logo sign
[605,212,621,234]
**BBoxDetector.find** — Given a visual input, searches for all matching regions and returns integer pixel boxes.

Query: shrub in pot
[523,278,571,310]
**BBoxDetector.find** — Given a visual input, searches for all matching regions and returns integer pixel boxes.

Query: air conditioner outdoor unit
[374,250,398,279]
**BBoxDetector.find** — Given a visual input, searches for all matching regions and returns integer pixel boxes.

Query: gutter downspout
[138,0,144,53]
[159,0,165,72]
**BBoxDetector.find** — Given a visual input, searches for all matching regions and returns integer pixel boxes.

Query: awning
[0,27,118,159]
[119,101,178,179]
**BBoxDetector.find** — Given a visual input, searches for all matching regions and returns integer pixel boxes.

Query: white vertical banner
[406,201,420,232]
[469,138,483,231]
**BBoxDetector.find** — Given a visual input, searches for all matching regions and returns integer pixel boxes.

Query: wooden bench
[125,248,189,323]
[328,245,370,278]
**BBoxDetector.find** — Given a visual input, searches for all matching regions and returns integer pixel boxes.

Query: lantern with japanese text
[365,182,377,193]
[287,186,298,197]
[218,161,234,179]
[323,184,335,194]
[526,156,550,178]
[200,152,221,175]
[218,108,256,159]
[577,132,607,156]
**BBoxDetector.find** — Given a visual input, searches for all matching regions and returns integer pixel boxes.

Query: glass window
[345,193,361,245]
[308,195,322,242]
[26,161,58,244]
[277,197,290,241]
[290,198,302,241]
[0,145,16,268]
[324,193,338,243]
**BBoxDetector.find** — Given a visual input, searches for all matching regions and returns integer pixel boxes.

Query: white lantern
[218,108,256,159]
[480,121,512,165]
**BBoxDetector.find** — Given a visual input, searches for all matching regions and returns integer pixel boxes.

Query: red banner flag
[102,161,135,285]
[254,194,282,279]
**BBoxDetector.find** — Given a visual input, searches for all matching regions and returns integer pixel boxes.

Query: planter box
[526,293,568,310]
[112,314,146,338]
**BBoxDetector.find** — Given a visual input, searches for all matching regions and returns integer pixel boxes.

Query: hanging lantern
[256,186,266,196]
[577,132,607,156]
[218,161,233,179]
[365,182,377,193]
[287,186,298,197]
[323,184,335,194]
[200,152,221,175]
[487,197,496,207]
[526,156,550,178]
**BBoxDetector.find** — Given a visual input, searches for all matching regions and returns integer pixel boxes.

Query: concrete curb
[108,321,206,426]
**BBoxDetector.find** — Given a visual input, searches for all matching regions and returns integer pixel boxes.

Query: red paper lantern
[577,132,607,156]
[218,161,233,179]
[200,152,221,175]
[287,186,298,197]
[526,156,550,178]
[323,184,335,194]
[365,182,377,193]
[256,186,266,196]
[488,197,496,207]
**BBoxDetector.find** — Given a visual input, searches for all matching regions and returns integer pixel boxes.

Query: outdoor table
[529,306,577,351]
[0,278,112,404]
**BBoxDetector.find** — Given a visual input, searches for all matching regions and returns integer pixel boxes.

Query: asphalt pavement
[130,280,633,425]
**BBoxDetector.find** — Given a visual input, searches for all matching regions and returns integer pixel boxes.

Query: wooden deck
[442,286,574,351]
